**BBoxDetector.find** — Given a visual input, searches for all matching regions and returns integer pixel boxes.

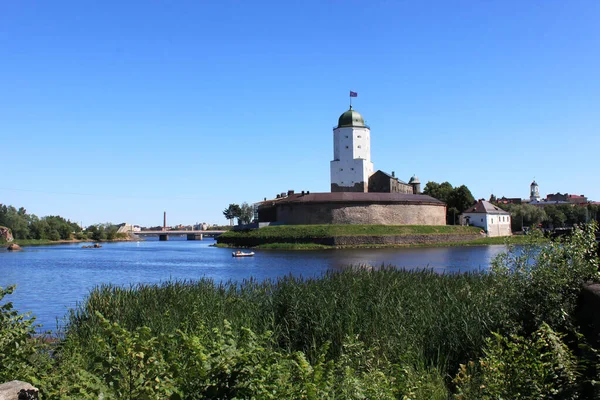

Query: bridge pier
[187,233,203,241]
[159,234,169,241]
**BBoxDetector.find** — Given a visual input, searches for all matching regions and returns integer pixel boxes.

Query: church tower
[330,106,374,192]
[530,180,540,202]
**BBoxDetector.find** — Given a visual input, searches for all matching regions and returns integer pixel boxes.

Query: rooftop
[337,106,366,128]
[463,200,510,215]
[258,192,444,207]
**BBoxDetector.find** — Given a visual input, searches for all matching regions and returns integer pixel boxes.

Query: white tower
[330,106,374,192]
[530,180,540,202]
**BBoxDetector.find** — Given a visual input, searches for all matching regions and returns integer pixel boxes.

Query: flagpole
[349,91,352,109]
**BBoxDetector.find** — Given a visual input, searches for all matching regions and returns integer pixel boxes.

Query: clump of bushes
[1,223,598,399]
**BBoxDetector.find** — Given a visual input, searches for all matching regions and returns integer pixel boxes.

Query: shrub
[453,323,580,399]
[0,285,39,383]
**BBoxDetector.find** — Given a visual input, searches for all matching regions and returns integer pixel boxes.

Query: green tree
[544,205,566,228]
[424,182,475,225]
[0,205,29,239]
[105,225,118,240]
[423,182,454,204]
[238,202,254,225]
[87,225,107,241]
[45,216,73,240]
[447,185,475,214]
[29,215,48,240]
[223,204,242,226]
[0,203,82,241]
[505,204,547,231]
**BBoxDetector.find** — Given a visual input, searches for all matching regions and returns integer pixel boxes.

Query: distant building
[530,180,540,202]
[460,200,512,237]
[368,170,417,194]
[491,195,522,205]
[528,199,570,207]
[528,193,588,207]
[117,223,141,233]
[567,194,588,204]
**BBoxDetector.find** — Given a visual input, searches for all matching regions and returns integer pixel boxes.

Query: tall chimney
[163,211,166,231]
[392,171,395,177]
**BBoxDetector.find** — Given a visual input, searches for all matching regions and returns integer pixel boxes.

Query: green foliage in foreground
[1,223,599,399]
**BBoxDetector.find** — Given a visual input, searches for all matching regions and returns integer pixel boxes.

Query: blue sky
[1,1,598,227]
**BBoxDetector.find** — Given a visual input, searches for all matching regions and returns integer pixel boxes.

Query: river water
[0,237,510,331]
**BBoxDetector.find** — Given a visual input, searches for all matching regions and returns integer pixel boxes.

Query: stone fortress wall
[261,197,446,226]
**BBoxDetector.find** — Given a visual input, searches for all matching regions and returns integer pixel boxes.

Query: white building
[117,223,141,233]
[460,200,512,237]
[530,180,540,202]
[330,106,374,192]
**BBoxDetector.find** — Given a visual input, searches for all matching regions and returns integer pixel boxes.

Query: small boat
[232,251,255,257]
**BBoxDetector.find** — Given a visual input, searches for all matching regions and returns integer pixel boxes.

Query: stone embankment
[327,234,482,246]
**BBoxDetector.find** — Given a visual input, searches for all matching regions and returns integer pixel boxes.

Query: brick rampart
[275,203,446,225]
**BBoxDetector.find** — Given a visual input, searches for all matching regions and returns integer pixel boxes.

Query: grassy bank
[221,224,482,239]
[217,224,483,248]
[443,233,549,246]
[1,234,134,247]
[229,234,547,250]
[2,224,599,398]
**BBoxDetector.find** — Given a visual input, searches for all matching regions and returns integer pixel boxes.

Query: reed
[65,267,524,375]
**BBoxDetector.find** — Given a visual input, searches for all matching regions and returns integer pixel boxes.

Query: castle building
[330,106,420,194]
[330,106,373,192]
[256,102,445,226]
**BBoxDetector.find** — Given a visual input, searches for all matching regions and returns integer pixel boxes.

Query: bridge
[135,230,226,241]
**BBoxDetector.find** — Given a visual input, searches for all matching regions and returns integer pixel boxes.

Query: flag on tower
[350,91,358,97]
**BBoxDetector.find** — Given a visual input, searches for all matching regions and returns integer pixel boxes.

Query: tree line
[495,202,600,230]
[223,202,254,226]
[422,182,600,230]
[0,203,123,242]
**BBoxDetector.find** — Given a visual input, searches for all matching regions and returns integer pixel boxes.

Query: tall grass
[217,224,482,247]
[65,263,544,375]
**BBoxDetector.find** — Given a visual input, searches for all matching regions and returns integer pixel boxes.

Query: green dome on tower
[337,106,365,128]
